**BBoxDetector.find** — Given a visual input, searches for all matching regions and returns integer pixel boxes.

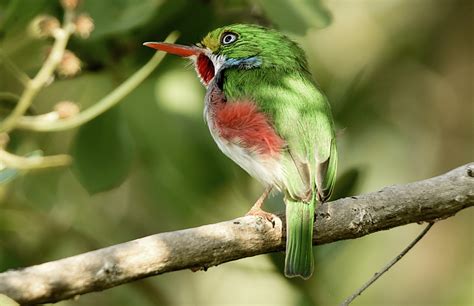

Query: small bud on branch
[74,14,94,39]
[29,15,60,38]
[54,101,80,118]
[56,50,81,77]
[60,0,80,10]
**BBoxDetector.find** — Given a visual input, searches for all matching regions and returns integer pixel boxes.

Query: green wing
[260,72,337,200]
[224,68,337,200]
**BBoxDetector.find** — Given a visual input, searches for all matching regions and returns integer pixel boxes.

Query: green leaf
[71,107,134,194]
[0,0,51,31]
[258,0,332,35]
[83,0,164,40]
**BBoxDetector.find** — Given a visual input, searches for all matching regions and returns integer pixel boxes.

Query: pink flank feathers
[214,101,285,155]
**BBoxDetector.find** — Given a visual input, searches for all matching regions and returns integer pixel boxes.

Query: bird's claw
[246,208,276,225]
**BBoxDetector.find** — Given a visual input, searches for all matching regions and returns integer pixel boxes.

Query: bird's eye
[221,32,238,45]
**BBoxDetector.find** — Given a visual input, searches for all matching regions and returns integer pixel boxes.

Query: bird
[144,24,337,279]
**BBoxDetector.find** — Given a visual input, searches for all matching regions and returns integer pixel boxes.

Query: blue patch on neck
[224,56,262,69]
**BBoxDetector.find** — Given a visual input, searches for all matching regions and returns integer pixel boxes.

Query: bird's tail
[284,197,315,279]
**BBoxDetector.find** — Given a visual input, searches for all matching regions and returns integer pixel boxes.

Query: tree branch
[0,163,472,304]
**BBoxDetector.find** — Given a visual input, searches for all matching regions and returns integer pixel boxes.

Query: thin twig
[0,51,31,86]
[339,222,435,306]
[15,31,179,132]
[0,149,72,170]
[0,10,75,133]
[0,92,20,102]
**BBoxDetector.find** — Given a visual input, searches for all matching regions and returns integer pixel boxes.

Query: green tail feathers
[284,197,315,279]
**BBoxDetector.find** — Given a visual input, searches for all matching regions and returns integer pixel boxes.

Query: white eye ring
[221,33,238,45]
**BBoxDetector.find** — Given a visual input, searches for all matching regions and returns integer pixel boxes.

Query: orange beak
[143,42,201,57]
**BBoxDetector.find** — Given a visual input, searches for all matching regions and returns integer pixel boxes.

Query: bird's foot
[246,208,276,224]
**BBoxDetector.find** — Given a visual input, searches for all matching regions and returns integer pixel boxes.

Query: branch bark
[1,163,472,304]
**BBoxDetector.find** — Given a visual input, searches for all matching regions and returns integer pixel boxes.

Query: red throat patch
[214,101,285,155]
[196,54,215,84]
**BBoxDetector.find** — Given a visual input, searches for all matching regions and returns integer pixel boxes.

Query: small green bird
[144,24,337,279]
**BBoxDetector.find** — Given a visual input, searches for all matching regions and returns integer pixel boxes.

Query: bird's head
[144,24,307,87]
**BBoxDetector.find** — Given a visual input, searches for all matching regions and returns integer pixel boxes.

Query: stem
[339,222,435,306]
[0,92,21,102]
[16,31,179,132]
[0,50,31,86]
[0,10,75,133]
[0,149,72,170]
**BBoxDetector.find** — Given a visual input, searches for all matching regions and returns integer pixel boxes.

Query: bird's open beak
[143,42,201,57]
[144,41,215,85]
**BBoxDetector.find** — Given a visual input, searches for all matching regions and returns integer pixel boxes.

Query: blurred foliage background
[0,0,472,305]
